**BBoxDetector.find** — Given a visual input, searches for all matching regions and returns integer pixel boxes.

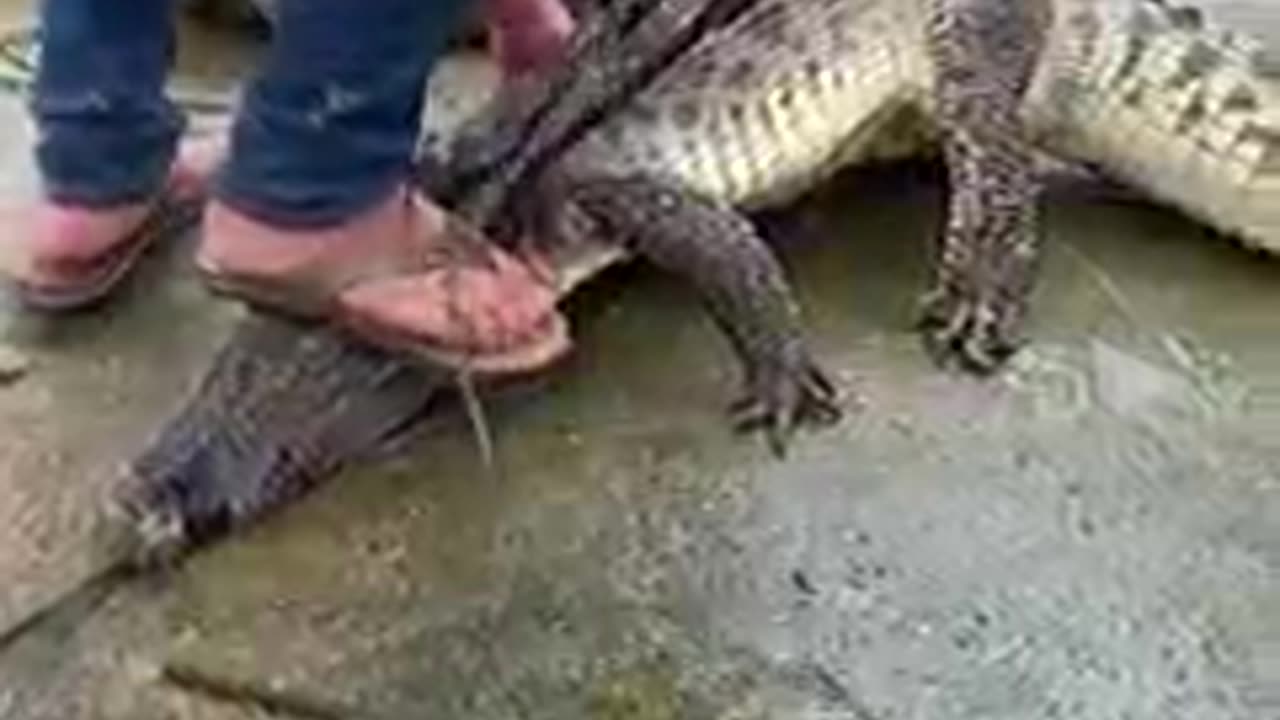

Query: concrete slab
[146,174,1278,720]
[0,2,1276,719]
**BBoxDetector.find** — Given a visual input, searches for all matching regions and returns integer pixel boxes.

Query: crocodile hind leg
[565,174,841,456]
[918,0,1051,373]
[919,125,1044,372]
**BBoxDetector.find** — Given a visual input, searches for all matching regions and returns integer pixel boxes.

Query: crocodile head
[110,313,450,565]
[109,230,625,568]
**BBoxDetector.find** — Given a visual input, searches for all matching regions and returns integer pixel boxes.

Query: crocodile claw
[728,352,842,458]
[916,288,1025,375]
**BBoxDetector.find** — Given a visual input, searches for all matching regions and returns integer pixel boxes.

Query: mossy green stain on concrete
[588,665,683,720]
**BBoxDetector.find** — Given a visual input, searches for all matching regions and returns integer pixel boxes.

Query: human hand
[483,0,576,76]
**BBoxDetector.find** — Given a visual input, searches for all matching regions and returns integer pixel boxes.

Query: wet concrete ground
[0,2,1277,719]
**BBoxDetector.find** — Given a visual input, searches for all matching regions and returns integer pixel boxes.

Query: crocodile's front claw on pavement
[916,286,1025,375]
[729,348,842,457]
[569,175,844,456]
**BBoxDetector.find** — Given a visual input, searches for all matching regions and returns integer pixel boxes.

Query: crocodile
[173,0,1279,363]
[8,0,1278,589]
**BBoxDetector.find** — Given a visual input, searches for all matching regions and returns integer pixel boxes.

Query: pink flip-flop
[198,190,572,377]
[10,191,202,311]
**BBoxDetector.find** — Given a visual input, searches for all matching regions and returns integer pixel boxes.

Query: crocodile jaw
[111,315,452,563]
[1025,0,1280,254]
[109,231,632,565]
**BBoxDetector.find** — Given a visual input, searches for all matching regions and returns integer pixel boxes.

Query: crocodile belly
[1026,0,1280,255]
[567,0,935,211]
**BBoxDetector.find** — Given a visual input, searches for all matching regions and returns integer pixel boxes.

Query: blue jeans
[31,0,469,227]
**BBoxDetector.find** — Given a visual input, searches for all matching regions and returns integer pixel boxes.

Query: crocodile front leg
[566,174,841,456]
[918,0,1051,373]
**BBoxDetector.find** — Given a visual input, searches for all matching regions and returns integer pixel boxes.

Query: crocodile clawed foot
[916,288,1024,375]
[728,351,842,458]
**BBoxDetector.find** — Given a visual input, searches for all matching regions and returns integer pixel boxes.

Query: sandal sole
[201,269,572,377]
